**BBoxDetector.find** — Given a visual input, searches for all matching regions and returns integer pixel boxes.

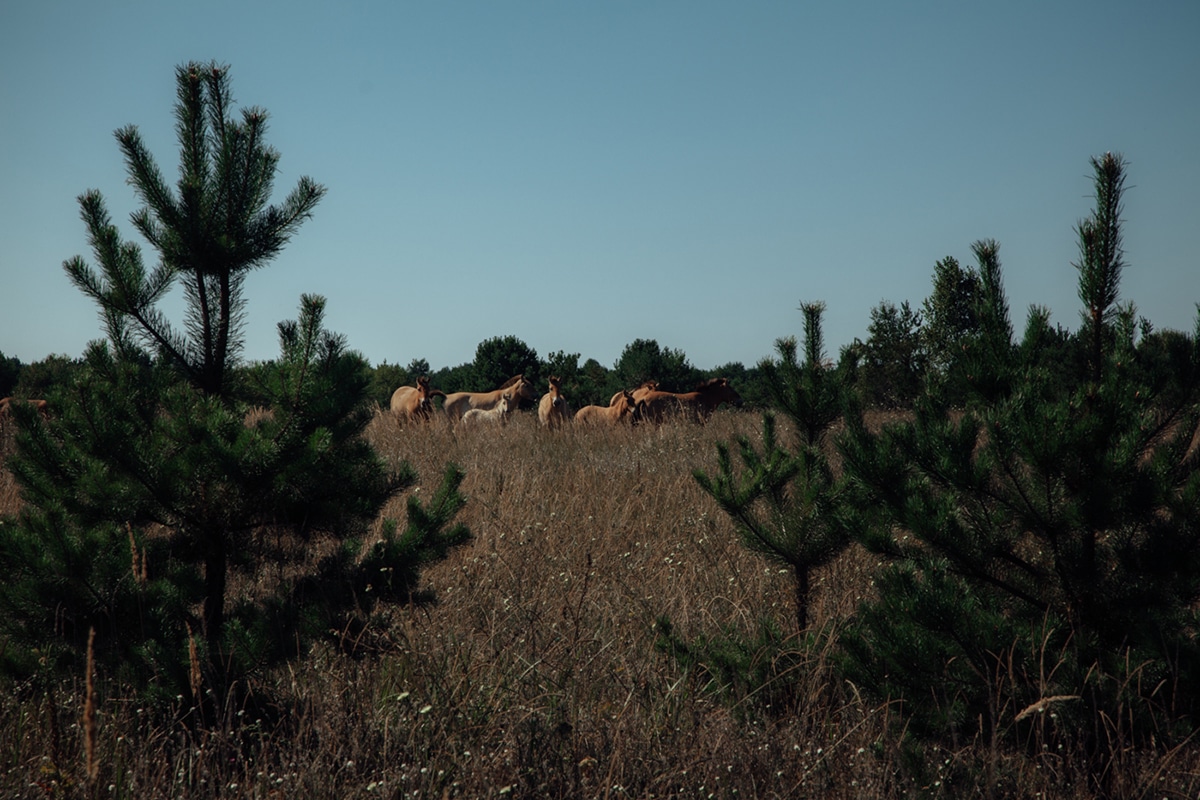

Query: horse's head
[547,376,566,407]
[631,397,649,425]
[614,389,637,417]
[631,380,659,401]
[699,377,743,408]
[415,376,432,406]
[499,374,538,406]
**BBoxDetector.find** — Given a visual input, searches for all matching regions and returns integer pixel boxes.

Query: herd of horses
[388,374,744,428]
[1,376,744,432]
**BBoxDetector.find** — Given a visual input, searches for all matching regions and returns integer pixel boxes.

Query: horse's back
[442,392,477,420]
[575,404,617,425]
[390,386,416,415]
[637,391,696,423]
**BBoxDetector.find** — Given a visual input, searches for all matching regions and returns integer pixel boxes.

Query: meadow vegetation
[3,409,1199,798]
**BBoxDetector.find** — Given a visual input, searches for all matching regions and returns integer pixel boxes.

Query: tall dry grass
[1,410,1198,798]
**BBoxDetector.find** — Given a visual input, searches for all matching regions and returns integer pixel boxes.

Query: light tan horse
[576,388,639,425]
[634,377,744,424]
[537,376,572,429]
[632,380,660,402]
[389,376,445,423]
[442,375,537,422]
[461,394,511,428]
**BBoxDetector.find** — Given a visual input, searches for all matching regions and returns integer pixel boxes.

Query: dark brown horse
[634,378,743,423]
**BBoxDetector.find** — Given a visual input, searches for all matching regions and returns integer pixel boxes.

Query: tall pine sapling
[694,302,850,634]
[0,63,470,705]
[838,154,1200,766]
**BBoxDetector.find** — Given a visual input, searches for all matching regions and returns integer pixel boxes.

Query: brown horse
[576,388,639,425]
[442,375,538,422]
[389,376,445,422]
[537,375,571,428]
[634,377,743,423]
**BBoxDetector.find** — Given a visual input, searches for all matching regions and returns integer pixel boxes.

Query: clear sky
[2,2,1197,374]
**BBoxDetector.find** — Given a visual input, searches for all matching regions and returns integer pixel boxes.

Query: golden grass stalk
[1014,694,1081,722]
[126,522,147,585]
[84,626,98,783]
[187,622,202,703]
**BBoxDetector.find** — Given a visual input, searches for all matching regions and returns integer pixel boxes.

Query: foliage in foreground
[836,154,1200,778]
[0,62,469,709]
[694,302,851,635]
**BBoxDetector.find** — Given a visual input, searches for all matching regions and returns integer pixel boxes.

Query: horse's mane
[498,374,526,390]
[695,377,728,391]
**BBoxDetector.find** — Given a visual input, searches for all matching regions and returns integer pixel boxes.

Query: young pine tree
[656,304,849,715]
[694,302,851,634]
[0,62,470,705]
[921,239,1016,404]
[837,154,1200,765]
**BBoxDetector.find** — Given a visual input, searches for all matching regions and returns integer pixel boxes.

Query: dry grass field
[1,409,1197,799]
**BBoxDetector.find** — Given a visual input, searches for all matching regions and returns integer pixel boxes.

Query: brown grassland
[2,408,1198,799]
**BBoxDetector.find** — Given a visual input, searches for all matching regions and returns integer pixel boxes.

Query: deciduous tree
[473,335,539,393]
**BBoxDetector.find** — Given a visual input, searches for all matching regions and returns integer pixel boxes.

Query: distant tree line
[12,263,1191,419]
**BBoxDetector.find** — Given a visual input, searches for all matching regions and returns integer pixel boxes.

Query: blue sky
[2,2,1197,374]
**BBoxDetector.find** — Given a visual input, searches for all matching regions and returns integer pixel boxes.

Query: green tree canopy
[0,351,21,398]
[11,354,80,400]
[614,338,698,392]
[473,335,539,393]
[847,300,925,408]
